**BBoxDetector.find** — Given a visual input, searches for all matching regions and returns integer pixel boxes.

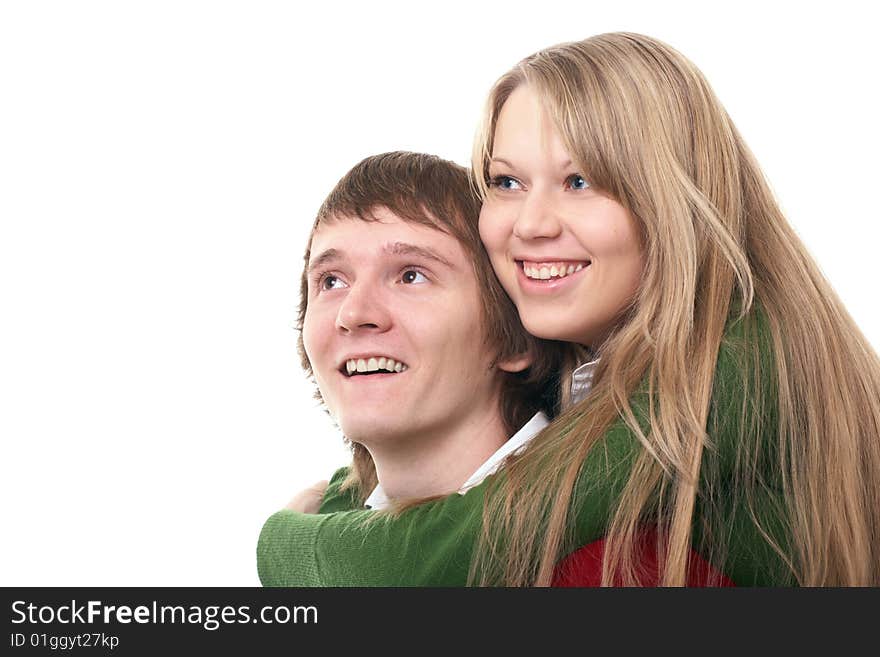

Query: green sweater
[258,307,795,586]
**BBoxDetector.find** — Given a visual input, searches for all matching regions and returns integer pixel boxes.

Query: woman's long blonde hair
[471,32,880,586]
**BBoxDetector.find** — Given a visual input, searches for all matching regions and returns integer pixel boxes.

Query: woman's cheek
[478,207,506,258]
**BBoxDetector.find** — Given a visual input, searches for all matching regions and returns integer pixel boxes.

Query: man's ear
[497,350,533,373]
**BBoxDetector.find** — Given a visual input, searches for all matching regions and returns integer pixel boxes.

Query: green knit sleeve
[317,466,363,513]
[258,478,495,586]
[258,509,328,586]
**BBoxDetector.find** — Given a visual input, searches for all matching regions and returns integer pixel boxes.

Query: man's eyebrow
[383,242,455,269]
[307,248,342,274]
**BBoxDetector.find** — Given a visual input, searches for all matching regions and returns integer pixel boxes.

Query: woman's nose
[512,192,563,240]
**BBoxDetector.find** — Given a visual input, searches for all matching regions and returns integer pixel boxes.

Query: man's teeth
[522,262,587,280]
[345,357,408,375]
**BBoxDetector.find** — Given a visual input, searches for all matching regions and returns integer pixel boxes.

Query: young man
[283,151,569,519]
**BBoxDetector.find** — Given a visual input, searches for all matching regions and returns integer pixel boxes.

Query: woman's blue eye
[490,175,521,190]
[568,174,590,190]
[401,269,428,284]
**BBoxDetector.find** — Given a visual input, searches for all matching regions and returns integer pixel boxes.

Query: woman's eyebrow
[491,156,574,169]
[383,242,454,269]
[489,157,515,169]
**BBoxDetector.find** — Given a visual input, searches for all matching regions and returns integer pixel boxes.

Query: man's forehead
[307,214,466,268]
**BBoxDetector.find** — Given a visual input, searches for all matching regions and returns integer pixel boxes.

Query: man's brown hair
[297,151,579,500]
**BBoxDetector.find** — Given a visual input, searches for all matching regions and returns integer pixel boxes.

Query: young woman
[258,33,880,586]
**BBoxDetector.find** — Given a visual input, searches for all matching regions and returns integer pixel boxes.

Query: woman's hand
[285,480,329,514]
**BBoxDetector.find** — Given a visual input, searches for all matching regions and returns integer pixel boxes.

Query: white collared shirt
[364,411,550,510]
[570,357,600,406]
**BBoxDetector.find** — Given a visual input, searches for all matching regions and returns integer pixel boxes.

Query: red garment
[552,530,736,587]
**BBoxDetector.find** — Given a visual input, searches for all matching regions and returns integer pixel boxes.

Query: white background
[1,0,877,585]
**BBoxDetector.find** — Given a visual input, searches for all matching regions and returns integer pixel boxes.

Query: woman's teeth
[522,261,587,280]
[345,357,408,375]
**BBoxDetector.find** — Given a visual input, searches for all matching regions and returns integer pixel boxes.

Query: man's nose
[335,281,392,333]
[512,191,563,240]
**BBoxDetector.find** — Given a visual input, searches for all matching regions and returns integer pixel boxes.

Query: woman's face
[479,85,645,349]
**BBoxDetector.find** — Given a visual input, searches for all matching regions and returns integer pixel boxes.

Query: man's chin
[338,417,409,447]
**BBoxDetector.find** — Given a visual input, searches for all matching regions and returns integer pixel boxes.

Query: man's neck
[364,408,510,502]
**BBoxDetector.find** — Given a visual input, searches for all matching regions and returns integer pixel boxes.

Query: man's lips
[338,355,409,376]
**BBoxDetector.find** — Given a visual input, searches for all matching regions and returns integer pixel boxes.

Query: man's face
[302,209,505,448]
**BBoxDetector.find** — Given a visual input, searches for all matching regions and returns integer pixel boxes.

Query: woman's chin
[519,313,592,348]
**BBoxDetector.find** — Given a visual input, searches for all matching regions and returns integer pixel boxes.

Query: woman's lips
[519,259,590,280]
[515,259,590,292]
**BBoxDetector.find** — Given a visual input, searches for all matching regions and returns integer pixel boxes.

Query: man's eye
[401,269,428,284]
[567,174,591,190]
[320,275,347,291]
[488,175,522,191]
